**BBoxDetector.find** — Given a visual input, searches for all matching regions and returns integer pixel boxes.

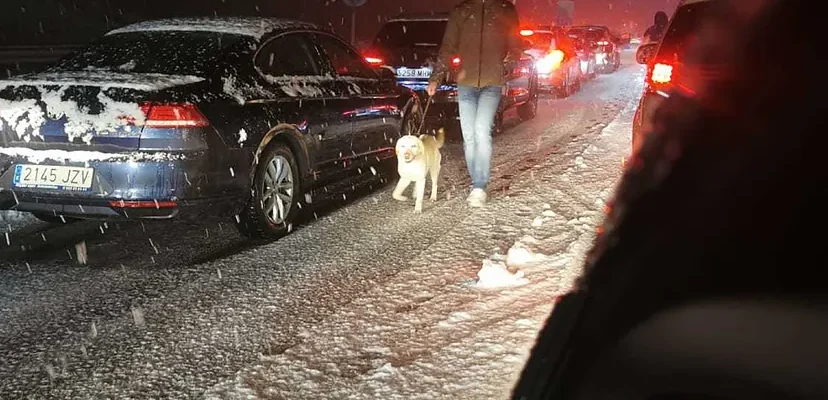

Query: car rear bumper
[0,150,238,219]
[538,72,566,89]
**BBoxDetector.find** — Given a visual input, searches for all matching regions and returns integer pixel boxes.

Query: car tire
[33,213,78,224]
[237,141,302,240]
[517,90,538,121]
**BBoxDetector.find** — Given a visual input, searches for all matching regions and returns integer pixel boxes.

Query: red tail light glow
[520,29,535,36]
[365,56,384,65]
[139,103,209,128]
[536,49,565,74]
[651,63,673,84]
[452,57,461,66]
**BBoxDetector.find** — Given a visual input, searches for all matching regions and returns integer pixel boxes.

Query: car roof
[387,13,450,23]
[107,17,319,40]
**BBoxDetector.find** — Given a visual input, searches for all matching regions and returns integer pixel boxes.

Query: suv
[632,0,719,154]
[365,13,539,132]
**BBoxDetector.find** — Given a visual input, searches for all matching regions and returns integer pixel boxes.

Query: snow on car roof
[107,17,318,40]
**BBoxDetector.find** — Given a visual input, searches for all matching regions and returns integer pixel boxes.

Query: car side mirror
[378,66,396,81]
[636,42,658,65]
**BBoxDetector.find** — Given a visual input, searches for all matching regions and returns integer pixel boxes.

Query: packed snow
[0,147,187,163]
[106,17,318,40]
[0,71,205,91]
[204,77,640,400]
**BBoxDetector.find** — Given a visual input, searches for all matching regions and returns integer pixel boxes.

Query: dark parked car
[0,17,420,239]
[568,25,621,73]
[520,26,584,97]
[364,13,539,132]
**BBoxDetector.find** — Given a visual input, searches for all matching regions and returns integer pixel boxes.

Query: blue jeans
[458,85,502,190]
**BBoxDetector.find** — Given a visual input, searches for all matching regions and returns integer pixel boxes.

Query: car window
[54,31,243,77]
[373,20,448,48]
[255,33,319,77]
[313,34,377,79]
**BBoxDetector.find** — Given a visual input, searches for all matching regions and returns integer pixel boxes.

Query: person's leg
[457,85,480,184]
[470,85,502,191]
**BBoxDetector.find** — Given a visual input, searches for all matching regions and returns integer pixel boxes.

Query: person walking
[643,11,669,43]
[427,0,522,207]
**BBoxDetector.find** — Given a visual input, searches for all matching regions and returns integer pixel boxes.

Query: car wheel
[517,89,538,121]
[33,213,78,224]
[237,141,301,240]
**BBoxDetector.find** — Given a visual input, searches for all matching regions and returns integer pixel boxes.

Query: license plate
[396,67,432,78]
[13,164,94,191]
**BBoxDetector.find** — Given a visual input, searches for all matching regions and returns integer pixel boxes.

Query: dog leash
[416,94,433,136]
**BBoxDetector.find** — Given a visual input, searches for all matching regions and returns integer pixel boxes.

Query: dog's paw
[392,195,408,202]
[414,208,423,213]
[430,194,438,202]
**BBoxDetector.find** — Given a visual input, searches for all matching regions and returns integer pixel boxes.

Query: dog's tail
[435,127,445,149]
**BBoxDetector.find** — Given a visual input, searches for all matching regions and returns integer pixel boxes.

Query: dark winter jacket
[643,11,669,42]
[428,0,523,88]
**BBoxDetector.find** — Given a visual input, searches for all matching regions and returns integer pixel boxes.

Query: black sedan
[0,17,420,239]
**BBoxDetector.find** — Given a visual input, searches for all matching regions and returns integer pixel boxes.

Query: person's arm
[504,3,523,63]
[429,8,462,87]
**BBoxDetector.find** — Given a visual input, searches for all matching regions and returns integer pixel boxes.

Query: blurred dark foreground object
[511,0,828,399]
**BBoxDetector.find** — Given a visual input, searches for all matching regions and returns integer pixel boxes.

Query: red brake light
[139,103,209,128]
[650,63,673,84]
[452,57,461,66]
[365,56,384,65]
[520,29,534,36]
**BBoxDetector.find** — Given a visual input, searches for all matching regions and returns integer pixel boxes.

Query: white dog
[393,128,445,212]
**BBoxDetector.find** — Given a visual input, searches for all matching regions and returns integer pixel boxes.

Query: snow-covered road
[0,54,644,399]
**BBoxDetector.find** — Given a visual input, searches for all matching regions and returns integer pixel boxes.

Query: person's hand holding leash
[426,81,439,97]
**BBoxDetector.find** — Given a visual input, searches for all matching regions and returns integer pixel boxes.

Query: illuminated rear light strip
[651,63,673,84]
[365,56,384,65]
[109,200,178,209]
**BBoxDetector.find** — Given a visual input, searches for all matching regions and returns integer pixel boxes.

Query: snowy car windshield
[373,20,448,48]
[55,31,244,77]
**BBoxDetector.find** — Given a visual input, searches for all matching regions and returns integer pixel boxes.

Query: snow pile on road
[475,259,528,289]
[204,85,640,400]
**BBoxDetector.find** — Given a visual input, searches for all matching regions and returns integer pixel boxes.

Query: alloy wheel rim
[262,155,294,225]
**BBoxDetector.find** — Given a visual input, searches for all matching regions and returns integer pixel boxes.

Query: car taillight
[536,49,565,74]
[452,57,461,67]
[365,56,384,65]
[650,63,673,84]
[139,103,209,128]
[520,29,534,37]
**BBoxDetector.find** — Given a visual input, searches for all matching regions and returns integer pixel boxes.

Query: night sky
[0,0,680,46]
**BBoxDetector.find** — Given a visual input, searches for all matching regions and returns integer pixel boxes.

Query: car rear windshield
[373,20,448,48]
[656,1,717,62]
[524,32,554,50]
[568,28,605,42]
[54,31,244,77]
